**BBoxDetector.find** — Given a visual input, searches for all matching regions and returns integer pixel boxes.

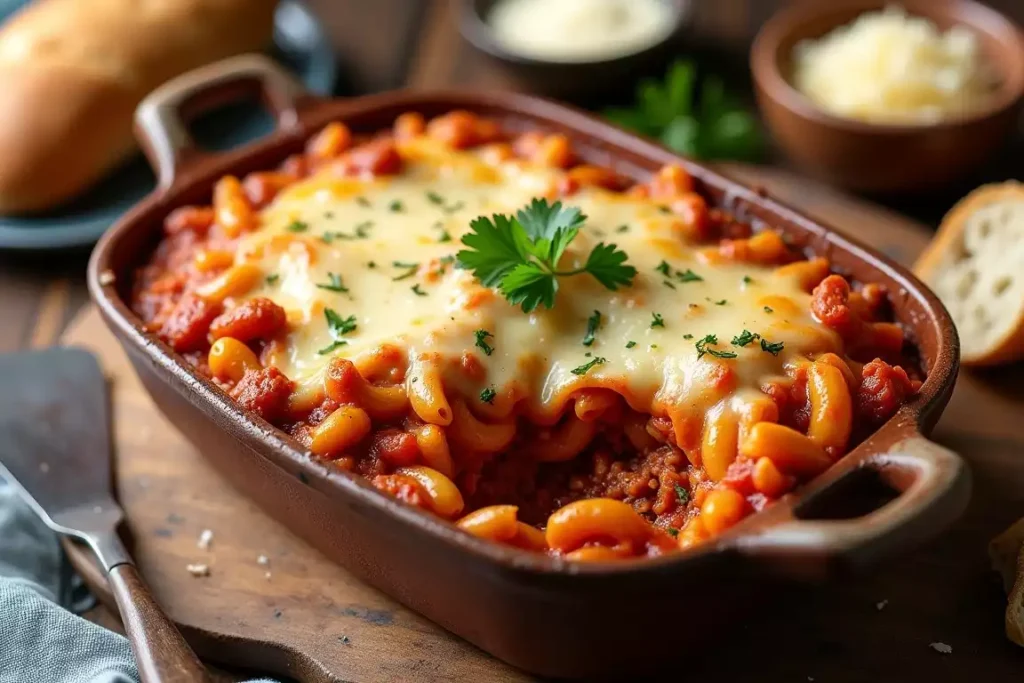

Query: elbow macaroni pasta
[132,110,923,562]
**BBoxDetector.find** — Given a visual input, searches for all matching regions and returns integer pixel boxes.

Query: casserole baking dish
[88,55,969,679]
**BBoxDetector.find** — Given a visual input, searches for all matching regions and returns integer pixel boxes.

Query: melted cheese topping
[235,139,837,424]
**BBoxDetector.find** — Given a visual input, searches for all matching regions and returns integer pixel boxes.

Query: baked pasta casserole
[132,110,922,561]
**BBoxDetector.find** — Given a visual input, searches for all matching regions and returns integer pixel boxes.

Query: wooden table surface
[3,0,1023,678]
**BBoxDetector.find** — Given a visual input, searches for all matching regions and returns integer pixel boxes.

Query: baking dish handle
[133,53,319,188]
[734,427,970,576]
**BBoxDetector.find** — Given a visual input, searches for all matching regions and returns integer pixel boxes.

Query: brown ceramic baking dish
[88,55,970,680]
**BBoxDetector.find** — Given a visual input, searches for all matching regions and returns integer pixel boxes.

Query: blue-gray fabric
[0,484,277,683]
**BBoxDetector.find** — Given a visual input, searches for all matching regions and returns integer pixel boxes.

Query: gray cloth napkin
[0,484,277,683]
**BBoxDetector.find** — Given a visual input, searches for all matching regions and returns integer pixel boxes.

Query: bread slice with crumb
[915,182,1024,366]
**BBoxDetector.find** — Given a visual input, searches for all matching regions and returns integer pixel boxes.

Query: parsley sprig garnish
[650,312,665,328]
[480,386,497,404]
[760,338,785,356]
[695,334,737,360]
[731,329,759,347]
[474,330,494,356]
[571,357,606,376]
[316,272,350,293]
[582,310,601,347]
[455,198,636,313]
[318,309,357,355]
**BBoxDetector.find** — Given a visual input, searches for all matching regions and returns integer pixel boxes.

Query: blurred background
[0,0,1021,351]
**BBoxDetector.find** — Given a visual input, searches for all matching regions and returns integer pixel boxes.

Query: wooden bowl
[751,0,1024,194]
[89,55,969,680]
[458,0,692,104]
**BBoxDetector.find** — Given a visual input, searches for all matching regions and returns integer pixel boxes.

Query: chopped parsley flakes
[355,196,371,207]
[316,272,349,293]
[571,357,606,376]
[626,340,637,349]
[743,275,754,284]
[265,273,279,285]
[582,310,601,347]
[411,284,428,296]
[760,338,785,356]
[479,386,497,404]
[764,306,774,313]
[677,269,703,283]
[731,329,760,347]
[286,220,308,233]
[695,334,737,360]
[318,308,357,354]
[391,261,420,281]
[616,224,630,233]
[474,329,494,356]
[675,484,690,505]
[650,312,665,328]
[388,200,404,212]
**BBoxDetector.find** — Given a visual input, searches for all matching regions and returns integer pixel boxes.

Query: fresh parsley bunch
[456,198,636,313]
[604,60,762,162]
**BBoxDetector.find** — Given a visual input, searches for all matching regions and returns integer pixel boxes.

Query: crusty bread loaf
[914,181,1024,366]
[989,519,1024,647]
[0,0,277,213]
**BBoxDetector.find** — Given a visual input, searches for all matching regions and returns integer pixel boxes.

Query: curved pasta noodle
[325,358,407,421]
[208,337,260,383]
[701,405,740,482]
[408,362,453,426]
[412,424,455,479]
[310,405,372,458]
[448,399,516,455]
[807,361,853,455]
[573,389,620,422]
[531,414,599,463]
[394,466,464,518]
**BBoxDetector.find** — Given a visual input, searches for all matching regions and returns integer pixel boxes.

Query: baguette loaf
[0,0,277,214]
[914,181,1024,366]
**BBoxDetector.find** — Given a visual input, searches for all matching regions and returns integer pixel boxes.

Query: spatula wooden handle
[108,563,211,683]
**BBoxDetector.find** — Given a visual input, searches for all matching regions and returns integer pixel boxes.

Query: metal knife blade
[0,348,124,559]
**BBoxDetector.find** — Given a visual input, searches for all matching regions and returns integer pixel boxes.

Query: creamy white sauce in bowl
[486,0,680,63]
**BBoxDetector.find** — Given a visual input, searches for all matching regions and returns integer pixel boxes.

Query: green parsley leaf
[286,220,308,233]
[710,298,728,306]
[571,357,606,376]
[426,191,445,206]
[317,340,348,355]
[695,334,737,359]
[265,273,279,285]
[474,330,494,356]
[388,200,404,212]
[731,329,760,347]
[663,280,677,290]
[411,284,428,296]
[625,340,637,349]
[324,309,357,337]
[682,334,694,340]
[655,260,672,277]
[650,312,665,328]
[743,275,753,284]
[760,338,785,356]
[437,227,452,243]
[666,527,679,538]
[455,198,636,313]
[318,308,357,354]
[316,272,349,293]
[677,269,703,283]
[367,261,377,268]
[355,196,371,208]
[582,310,601,347]
[675,484,690,505]
[602,59,763,162]
[391,261,420,281]
[764,306,774,313]
[479,386,497,404]
[616,224,630,233]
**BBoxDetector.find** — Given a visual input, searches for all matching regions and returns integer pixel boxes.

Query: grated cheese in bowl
[791,6,998,124]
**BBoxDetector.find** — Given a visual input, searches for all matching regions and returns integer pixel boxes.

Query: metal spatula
[0,348,210,683]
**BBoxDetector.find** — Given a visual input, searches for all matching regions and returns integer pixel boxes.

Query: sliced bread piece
[915,182,1024,366]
